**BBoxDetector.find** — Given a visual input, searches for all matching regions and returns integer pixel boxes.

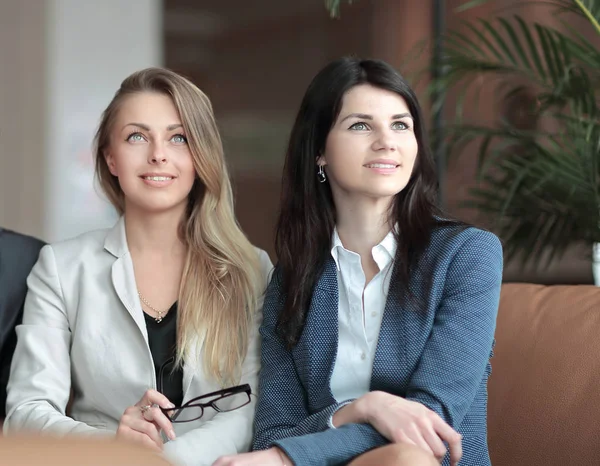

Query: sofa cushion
[488,284,600,466]
[0,435,172,465]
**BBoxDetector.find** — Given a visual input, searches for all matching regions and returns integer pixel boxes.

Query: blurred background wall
[0,0,593,284]
[0,0,161,241]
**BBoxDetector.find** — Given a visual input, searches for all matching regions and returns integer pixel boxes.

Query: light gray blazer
[4,217,273,466]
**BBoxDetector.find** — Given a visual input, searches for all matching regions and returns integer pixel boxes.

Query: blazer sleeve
[3,245,109,436]
[0,230,44,418]
[163,249,274,466]
[404,229,503,428]
[252,268,388,465]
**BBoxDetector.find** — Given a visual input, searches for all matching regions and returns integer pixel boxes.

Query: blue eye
[349,122,369,131]
[171,134,188,144]
[126,132,145,142]
[392,121,409,130]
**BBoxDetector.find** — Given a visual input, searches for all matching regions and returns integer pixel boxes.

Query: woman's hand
[333,391,462,465]
[116,389,177,452]
[212,447,291,466]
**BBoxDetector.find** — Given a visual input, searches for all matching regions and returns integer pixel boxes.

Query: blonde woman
[4,68,272,466]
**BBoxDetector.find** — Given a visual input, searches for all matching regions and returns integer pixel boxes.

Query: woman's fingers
[121,415,164,448]
[212,449,293,466]
[431,413,463,465]
[398,430,434,458]
[142,405,176,441]
[137,389,176,411]
[420,423,448,460]
[363,392,461,465]
[117,389,178,452]
[124,429,164,453]
[137,389,176,440]
[447,437,463,466]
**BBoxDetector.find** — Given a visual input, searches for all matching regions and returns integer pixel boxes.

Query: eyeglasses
[160,383,252,423]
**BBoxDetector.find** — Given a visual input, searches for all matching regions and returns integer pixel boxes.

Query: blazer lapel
[294,257,339,408]
[180,337,204,403]
[104,218,148,344]
[371,269,409,393]
[181,365,194,403]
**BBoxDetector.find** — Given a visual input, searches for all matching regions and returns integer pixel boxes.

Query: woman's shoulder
[39,226,114,269]
[254,247,275,286]
[429,222,503,262]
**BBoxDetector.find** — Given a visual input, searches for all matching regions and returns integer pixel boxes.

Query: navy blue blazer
[252,226,503,466]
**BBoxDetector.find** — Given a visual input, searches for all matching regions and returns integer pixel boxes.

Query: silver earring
[317,165,327,183]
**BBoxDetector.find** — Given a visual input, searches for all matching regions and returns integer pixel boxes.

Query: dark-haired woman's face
[317,84,418,209]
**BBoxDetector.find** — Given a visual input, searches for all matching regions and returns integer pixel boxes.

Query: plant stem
[574,0,600,37]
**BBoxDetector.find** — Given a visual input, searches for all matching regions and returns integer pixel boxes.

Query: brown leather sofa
[0,435,172,465]
[488,284,600,465]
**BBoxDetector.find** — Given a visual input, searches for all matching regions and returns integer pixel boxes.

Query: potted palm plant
[326,0,600,284]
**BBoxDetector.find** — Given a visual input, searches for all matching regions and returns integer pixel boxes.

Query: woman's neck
[335,197,393,260]
[123,206,187,258]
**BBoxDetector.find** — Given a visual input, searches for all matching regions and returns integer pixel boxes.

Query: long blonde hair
[94,68,264,384]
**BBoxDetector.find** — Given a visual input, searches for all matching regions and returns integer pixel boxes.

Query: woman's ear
[105,151,118,176]
[316,154,326,167]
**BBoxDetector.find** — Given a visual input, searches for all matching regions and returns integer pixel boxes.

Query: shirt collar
[330,227,397,272]
[330,228,344,271]
[374,228,397,271]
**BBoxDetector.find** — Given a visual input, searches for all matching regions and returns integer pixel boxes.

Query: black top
[144,302,183,407]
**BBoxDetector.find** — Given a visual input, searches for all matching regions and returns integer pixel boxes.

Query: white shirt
[329,228,396,402]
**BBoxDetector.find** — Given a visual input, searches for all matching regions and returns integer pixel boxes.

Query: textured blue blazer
[252,226,503,466]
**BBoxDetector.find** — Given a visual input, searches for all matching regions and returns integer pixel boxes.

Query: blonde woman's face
[105,92,196,216]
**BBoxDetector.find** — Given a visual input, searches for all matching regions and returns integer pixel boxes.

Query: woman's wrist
[354,393,372,424]
[274,447,291,465]
[332,396,370,427]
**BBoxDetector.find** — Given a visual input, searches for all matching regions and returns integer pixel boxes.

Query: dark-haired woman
[215,57,502,466]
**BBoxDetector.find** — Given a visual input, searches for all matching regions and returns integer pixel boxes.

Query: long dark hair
[275,57,455,348]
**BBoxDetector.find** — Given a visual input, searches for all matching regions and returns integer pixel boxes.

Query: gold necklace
[137,291,167,323]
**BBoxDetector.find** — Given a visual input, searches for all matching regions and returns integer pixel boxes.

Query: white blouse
[329,228,396,402]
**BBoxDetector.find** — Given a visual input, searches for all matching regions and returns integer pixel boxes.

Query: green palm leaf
[465,117,600,265]
[323,1,600,269]
[324,0,356,18]
[435,4,599,269]
[438,16,598,109]
[458,0,600,31]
